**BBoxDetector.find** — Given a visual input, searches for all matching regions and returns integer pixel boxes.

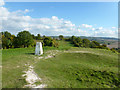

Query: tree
[10,35,16,48]
[2,31,12,48]
[97,44,108,49]
[17,31,34,47]
[43,37,59,47]
[42,35,46,40]
[13,37,19,48]
[71,36,76,42]
[43,37,53,46]
[36,34,41,40]
[2,35,12,49]
[74,37,82,47]
[59,35,64,40]
[92,41,100,46]
[70,36,77,45]
[52,39,59,48]
[3,31,11,39]
[82,39,90,48]
[1,32,3,35]
[90,41,96,48]
[32,34,35,39]
[111,48,117,53]
[102,44,107,47]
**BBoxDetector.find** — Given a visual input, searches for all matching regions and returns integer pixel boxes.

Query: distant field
[2,40,119,88]
[107,42,118,49]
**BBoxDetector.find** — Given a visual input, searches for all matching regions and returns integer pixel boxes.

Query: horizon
[2,30,118,39]
[0,0,118,38]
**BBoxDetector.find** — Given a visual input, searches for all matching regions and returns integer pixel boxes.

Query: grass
[2,40,119,88]
[2,40,72,88]
[2,48,35,88]
[34,51,118,88]
[43,40,74,51]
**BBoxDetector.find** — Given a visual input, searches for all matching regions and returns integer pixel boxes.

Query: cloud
[11,9,30,15]
[0,0,4,6]
[0,0,118,38]
[91,28,95,31]
[94,27,118,37]
[98,27,103,30]
[112,27,116,29]
[81,24,92,28]
[1,6,76,36]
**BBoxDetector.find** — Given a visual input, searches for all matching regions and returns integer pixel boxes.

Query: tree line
[1,31,119,53]
[58,35,118,53]
[2,31,58,49]
[69,36,108,49]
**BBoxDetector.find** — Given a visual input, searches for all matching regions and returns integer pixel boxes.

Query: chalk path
[22,50,60,88]
[22,64,46,88]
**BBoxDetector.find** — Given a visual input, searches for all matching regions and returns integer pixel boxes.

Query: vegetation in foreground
[35,52,118,88]
[2,40,119,88]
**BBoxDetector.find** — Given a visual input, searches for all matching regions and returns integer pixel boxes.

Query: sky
[0,0,118,38]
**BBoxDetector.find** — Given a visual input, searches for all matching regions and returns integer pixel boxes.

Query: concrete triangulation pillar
[35,42,43,55]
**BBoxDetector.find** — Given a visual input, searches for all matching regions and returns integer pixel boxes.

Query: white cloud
[112,27,116,29]
[98,27,103,30]
[0,0,118,38]
[52,16,59,20]
[11,9,30,16]
[93,28,118,38]
[0,0,4,6]
[91,28,95,31]
[1,5,76,36]
[81,24,92,28]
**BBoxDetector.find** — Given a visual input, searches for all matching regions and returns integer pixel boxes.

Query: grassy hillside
[34,48,118,88]
[2,40,119,88]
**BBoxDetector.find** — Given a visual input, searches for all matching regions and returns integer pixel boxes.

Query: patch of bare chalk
[64,51,104,55]
[22,64,46,88]
[44,50,61,59]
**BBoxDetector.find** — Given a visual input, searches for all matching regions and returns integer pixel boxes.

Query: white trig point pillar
[35,42,43,55]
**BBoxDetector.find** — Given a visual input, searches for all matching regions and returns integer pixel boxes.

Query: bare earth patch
[22,50,61,88]
[64,50,104,56]
[22,64,46,88]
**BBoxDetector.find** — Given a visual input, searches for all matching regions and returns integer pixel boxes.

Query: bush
[52,39,59,48]
[73,37,82,47]
[92,41,100,46]
[111,48,117,53]
[59,35,64,40]
[43,37,59,47]
[43,37,53,46]
[36,34,41,40]
[82,39,90,48]
[2,35,12,49]
[17,31,34,48]
[90,42,96,48]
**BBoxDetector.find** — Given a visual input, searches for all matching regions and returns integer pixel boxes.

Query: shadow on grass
[25,53,35,55]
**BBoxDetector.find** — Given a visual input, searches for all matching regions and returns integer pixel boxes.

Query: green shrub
[110,48,117,53]
[52,39,59,48]
[17,31,34,48]
[43,37,59,47]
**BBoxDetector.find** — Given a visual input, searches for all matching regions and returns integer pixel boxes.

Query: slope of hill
[2,40,119,88]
